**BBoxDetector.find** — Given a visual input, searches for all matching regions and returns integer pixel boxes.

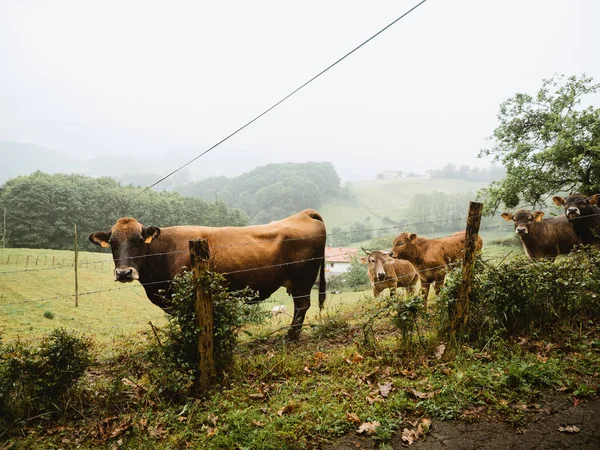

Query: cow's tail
[318,253,326,311]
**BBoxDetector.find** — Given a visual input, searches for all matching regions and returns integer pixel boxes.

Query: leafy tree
[345,256,370,290]
[478,74,600,212]
[0,172,248,250]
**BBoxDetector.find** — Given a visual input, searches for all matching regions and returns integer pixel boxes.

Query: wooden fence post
[451,201,483,337]
[74,223,79,307]
[189,238,215,392]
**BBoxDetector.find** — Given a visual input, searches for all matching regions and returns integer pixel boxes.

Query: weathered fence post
[74,223,79,307]
[451,201,483,337]
[189,238,215,392]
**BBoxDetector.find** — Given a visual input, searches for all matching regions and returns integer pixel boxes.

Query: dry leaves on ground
[357,421,380,435]
[401,418,431,445]
[558,425,580,433]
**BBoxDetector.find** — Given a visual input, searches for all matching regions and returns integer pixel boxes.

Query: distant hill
[0,141,85,183]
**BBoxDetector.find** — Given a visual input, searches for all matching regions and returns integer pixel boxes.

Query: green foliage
[327,220,373,246]
[437,249,600,339]
[0,329,92,429]
[148,270,267,396]
[43,311,54,319]
[478,74,600,212]
[0,171,248,250]
[175,162,346,223]
[345,256,370,290]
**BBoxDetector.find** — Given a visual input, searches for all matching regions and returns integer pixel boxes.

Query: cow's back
[390,258,418,288]
[521,216,579,259]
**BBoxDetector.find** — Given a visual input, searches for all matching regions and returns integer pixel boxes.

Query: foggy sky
[1,0,599,181]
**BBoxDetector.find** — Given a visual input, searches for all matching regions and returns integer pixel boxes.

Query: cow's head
[553,194,600,219]
[389,232,418,259]
[89,218,160,282]
[359,250,390,281]
[501,210,544,235]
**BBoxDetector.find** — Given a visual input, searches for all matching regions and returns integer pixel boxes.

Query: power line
[111,0,430,211]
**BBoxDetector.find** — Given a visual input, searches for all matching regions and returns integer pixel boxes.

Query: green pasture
[320,177,488,229]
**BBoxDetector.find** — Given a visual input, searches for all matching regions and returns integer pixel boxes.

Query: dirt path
[331,395,600,449]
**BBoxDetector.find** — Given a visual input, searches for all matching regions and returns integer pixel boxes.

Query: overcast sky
[1,0,599,181]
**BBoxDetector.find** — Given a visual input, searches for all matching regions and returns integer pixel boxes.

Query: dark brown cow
[552,193,600,249]
[389,231,483,307]
[89,209,327,339]
[359,250,419,298]
[500,209,579,260]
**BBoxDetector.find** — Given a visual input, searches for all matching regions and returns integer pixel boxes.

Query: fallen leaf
[149,424,167,440]
[410,389,436,399]
[400,369,417,379]
[207,413,218,426]
[206,427,218,438]
[558,425,580,433]
[304,365,312,374]
[178,416,187,423]
[460,405,486,418]
[314,351,326,361]
[357,421,380,435]
[252,420,264,428]
[365,395,377,405]
[248,392,265,400]
[536,353,548,363]
[277,402,299,416]
[346,412,362,425]
[434,344,446,360]
[401,428,418,445]
[378,383,393,397]
[572,397,581,407]
[346,352,364,364]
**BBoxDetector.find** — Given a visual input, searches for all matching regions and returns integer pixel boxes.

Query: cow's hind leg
[288,290,311,340]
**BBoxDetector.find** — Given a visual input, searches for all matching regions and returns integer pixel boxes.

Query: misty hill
[0,141,85,183]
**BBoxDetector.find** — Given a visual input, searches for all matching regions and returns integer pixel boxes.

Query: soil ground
[331,395,600,449]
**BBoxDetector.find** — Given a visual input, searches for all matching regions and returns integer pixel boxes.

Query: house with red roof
[324,246,358,278]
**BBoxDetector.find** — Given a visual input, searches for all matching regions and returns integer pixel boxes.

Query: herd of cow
[89,193,600,339]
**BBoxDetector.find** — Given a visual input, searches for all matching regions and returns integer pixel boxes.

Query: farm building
[324,246,358,278]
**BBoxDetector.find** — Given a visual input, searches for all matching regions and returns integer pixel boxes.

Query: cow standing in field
[500,209,579,260]
[359,250,419,298]
[552,193,600,249]
[389,231,483,308]
[89,209,327,339]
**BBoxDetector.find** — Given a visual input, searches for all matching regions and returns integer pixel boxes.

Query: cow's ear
[359,257,367,265]
[89,231,111,248]
[533,211,545,221]
[409,233,418,242]
[500,212,513,222]
[143,226,161,244]
[586,194,600,206]
[552,196,566,206]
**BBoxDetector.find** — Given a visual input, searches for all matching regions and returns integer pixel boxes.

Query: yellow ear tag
[100,241,110,248]
[145,236,153,244]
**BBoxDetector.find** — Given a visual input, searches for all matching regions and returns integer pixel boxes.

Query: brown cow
[552,193,600,249]
[89,209,327,339]
[500,209,579,260]
[359,250,419,298]
[389,231,483,307]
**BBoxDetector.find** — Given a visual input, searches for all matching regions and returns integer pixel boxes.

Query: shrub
[43,311,54,319]
[147,270,267,398]
[0,329,92,430]
[437,248,600,340]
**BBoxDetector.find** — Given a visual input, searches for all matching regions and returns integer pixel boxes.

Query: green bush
[146,270,267,399]
[0,329,92,430]
[437,248,600,339]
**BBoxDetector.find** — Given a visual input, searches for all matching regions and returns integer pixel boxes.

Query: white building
[324,246,358,278]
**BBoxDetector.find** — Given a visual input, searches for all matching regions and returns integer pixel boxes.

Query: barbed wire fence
[0,210,530,346]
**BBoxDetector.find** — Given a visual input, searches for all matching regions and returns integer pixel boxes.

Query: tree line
[175,162,349,224]
[0,172,248,251]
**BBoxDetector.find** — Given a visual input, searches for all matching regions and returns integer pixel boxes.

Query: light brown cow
[360,250,419,298]
[89,209,327,339]
[500,209,579,260]
[389,231,483,307]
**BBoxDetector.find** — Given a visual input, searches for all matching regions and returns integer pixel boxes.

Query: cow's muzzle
[376,272,386,281]
[114,267,139,282]
[566,207,580,219]
[515,227,528,235]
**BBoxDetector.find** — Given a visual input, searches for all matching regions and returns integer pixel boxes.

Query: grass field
[0,247,379,343]
[319,177,488,230]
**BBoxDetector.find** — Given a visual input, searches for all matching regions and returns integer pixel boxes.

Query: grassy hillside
[0,248,375,342]
[319,177,488,230]
[0,248,167,341]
